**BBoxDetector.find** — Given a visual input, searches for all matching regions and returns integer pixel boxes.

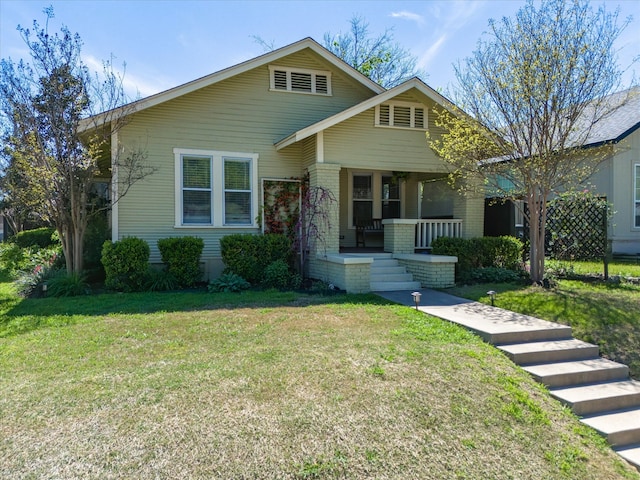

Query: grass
[1,273,639,478]
[447,261,640,379]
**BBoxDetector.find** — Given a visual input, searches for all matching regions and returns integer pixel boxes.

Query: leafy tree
[324,16,425,88]
[429,0,635,284]
[0,8,153,274]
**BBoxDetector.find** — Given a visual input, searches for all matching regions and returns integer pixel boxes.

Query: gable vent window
[375,102,427,130]
[269,66,332,95]
[273,70,287,90]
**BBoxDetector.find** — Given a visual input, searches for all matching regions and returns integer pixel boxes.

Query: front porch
[305,164,483,293]
[312,219,459,293]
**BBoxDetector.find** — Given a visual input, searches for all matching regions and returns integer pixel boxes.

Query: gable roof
[86,37,385,129]
[274,77,456,150]
[580,87,640,147]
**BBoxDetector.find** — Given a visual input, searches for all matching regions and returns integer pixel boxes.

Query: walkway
[376,288,640,471]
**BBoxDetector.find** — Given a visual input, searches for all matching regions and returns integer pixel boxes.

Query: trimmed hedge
[101,237,150,292]
[157,236,204,287]
[13,227,57,249]
[220,234,292,285]
[431,236,523,282]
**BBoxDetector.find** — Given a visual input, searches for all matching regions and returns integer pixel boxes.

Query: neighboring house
[582,87,640,255]
[95,38,482,292]
[485,87,640,256]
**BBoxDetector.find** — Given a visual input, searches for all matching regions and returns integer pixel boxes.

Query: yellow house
[97,38,483,292]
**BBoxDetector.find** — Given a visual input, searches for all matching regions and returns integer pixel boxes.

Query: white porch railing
[415,219,463,249]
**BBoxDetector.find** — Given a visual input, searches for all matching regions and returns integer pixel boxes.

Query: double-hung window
[175,148,258,227]
[182,155,213,224]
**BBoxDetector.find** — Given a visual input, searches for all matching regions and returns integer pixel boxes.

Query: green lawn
[1,274,638,479]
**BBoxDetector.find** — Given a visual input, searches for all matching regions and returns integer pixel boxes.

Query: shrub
[208,272,250,293]
[83,213,110,283]
[101,237,150,292]
[45,271,89,297]
[144,268,178,292]
[13,227,57,249]
[220,234,292,285]
[262,259,301,290]
[16,264,60,298]
[0,242,28,273]
[432,236,524,283]
[157,237,204,287]
[479,236,523,270]
[431,237,477,282]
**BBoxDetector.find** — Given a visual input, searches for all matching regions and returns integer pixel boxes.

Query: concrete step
[371,280,422,292]
[370,273,414,283]
[498,339,599,365]
[551,380,640,416]
[582,408,640,446]
[616,444,640,471]
[369,258,399,268]
[522,358,629,388]
[370,265,407,275]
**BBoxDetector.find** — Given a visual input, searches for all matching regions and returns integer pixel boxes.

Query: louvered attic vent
[269,66,331,95]
[376,102,427,129]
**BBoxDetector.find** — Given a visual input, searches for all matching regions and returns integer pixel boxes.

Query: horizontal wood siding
[323,90,450,172]
[324,108,447,172]
[117,48,376,262]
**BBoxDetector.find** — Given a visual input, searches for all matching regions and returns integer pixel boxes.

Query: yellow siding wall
[116,48,375,272]
[323,97,449,172]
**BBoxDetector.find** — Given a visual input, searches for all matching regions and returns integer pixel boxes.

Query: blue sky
[1,0,638,99]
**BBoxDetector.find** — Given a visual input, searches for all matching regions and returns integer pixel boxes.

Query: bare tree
[324,16,426,88]
[429,0,635,284]
[0,8,153,273]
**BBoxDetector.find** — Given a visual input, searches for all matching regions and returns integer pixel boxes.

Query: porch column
[382,219,417,254]
[307,163,341,255]
[453,181,485,239]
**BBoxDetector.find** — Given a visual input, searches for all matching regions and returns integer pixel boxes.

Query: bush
[16,264,60,298]
[432,236,523,283]
[0,242,29,273]
[157,237,204,287]
[144,268,178,292]
[208,272,251,293]
[13,227,57,249]
[220,234,292,285]
[262,259,301,290]
[101,237,150,292]
[45,271,89,297]
[83,213,110,283]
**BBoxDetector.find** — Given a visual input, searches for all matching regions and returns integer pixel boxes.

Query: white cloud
[417,34,448,70]
[390,10,425,25]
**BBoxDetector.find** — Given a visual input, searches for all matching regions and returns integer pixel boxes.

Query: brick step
[582,407,640,446]
[551,380,640,416]
[497,338,599,365]
[522,358,629,388]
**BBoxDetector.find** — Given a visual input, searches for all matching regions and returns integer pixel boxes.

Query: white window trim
[634,163,640,229]
[347,170,404,228]
[374,100,428,130]
[174,148,259,228]
[268,65,332,95]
